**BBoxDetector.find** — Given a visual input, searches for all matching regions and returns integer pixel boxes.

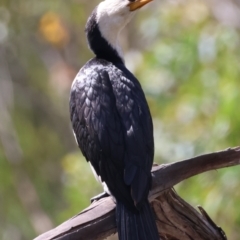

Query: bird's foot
[91,192,110,203]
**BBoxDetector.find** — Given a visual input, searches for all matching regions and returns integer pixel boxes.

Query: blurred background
[0,0,240,239]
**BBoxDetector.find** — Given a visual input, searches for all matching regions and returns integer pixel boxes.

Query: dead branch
[34,147,240,240]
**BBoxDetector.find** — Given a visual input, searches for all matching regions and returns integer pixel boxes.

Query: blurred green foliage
[0,0,240,239]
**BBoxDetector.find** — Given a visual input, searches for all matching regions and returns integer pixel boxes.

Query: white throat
[96,0,135,61]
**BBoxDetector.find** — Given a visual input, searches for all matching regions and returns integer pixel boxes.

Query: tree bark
[34,147,240,240]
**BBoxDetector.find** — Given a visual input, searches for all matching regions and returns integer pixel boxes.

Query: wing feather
[70,60,154,209]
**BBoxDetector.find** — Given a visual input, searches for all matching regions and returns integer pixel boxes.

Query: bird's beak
[128,0,153,11]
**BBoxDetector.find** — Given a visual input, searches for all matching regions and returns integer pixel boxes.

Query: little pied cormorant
[69,0,159,239]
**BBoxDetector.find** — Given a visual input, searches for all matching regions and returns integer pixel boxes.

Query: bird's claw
[90,192,109,203]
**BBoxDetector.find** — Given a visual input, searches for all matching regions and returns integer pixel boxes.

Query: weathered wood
[150,146,240,200]
[37,198,117,240]
[34,147,240,240]
[153,189,227,240]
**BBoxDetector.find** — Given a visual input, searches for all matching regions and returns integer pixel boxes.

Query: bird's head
[96,0,153,27]
[85,0,153,62]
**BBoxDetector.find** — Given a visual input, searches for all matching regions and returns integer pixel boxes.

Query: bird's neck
[85,9,125,64]
[100,26,124,61]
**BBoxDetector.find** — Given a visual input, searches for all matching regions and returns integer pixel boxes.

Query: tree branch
[150,146,240,200]
[34,147,240,240]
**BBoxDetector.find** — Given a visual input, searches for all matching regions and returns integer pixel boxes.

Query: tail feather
[116,200,159,240]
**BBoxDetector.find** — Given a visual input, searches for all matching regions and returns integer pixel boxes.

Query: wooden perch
[34,147,240,240]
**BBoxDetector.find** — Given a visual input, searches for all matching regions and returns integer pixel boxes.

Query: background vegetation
[0,0,240,239]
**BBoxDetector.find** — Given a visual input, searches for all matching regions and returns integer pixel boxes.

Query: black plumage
[70,2,159,239]
[70,58,153,208]
[86,8,123,64]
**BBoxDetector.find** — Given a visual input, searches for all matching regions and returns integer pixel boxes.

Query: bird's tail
[116,200,159,240]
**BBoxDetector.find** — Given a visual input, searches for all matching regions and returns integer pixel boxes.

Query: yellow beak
[128,0,153,11]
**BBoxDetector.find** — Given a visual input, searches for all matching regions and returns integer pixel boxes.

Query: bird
[69,0,159,239]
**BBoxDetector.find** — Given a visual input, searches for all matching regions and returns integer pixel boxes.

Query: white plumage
[96,0,135,60]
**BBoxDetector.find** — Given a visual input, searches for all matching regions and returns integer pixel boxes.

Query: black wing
[70,60,154,209]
